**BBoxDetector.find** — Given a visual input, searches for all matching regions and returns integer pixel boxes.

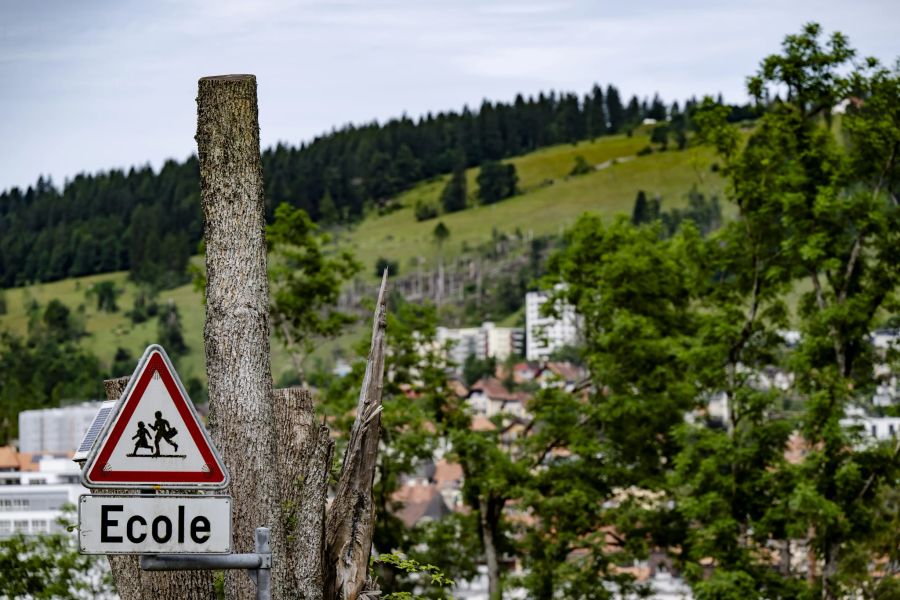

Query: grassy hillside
[336,133,723,276]
[0,133,723,384]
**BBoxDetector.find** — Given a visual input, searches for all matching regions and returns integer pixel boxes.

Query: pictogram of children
[131,422,153,455]
[149,410,179,456]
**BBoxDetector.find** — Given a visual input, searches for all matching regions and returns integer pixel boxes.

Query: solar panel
[73,401,117,464]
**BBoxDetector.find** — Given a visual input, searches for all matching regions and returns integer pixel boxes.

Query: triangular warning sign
[82,344,229,489]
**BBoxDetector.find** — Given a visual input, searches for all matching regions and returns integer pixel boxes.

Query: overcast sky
[1,0,898,191]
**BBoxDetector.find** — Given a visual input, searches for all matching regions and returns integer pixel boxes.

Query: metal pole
[254,527,271,600]
[140,527,271,600]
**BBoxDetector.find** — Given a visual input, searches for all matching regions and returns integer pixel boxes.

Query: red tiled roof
[471,415,496,432]
[0,446,17,470]
[469,378,529,403]
[433,459,463,487]
[391,484,450,528]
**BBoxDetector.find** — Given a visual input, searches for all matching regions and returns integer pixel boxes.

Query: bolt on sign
[81,344,229,489]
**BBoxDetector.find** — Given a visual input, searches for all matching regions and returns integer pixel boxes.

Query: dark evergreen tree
[605,85,624,133]
[441,166,468,213]
[648,93,667,120]
[476,161,518,205]
[157,301,187,357]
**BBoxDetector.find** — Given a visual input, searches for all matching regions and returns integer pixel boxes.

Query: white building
[841,408,900,442]
[525,289,579,361]
[0,450,84,538]
[18,403,102,453]
[437,322,524,366]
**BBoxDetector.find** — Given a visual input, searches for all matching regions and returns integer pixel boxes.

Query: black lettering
[101,505,123,543]
[177,505,185,544]
[126,515,147,543]
[190,516,210,544]
[152,516,172,543]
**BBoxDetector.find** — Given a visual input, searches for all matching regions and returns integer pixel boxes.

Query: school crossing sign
[81,344,229,489]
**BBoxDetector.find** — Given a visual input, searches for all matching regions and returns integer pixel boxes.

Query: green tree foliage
[85,280,121,312]
[630,190,659,226]
[126,285,159,324]
[157,300,187,357]
[462,354,497,387]
[111,346,136,377]
[440,166,467,213]
[376,257,399,277]
[605,85,625,133]
[568,155,593,177]
[267,203,360,381]
[650,123,670,149]
[432,222,450,250]
[524,22,900,600]
[476,161,518,205]
[0,302,102,443]
[0,510,114,599]
[660,188,722,236]
[414,199,439,221]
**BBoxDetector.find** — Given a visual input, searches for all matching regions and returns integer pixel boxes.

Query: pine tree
[441,166,468,213]
[605,85,624,133]
[476,161,518,205]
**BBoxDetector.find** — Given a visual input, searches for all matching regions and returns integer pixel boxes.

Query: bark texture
[272,387,334,599]
[197,74,276,600]
[101,377,215,600]
[325,272,389,600]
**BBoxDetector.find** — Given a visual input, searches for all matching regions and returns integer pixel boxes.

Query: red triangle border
[86,350,227,486]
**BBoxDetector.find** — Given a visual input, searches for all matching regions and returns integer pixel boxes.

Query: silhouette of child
[131,422,153,455]
[149,410,179,456]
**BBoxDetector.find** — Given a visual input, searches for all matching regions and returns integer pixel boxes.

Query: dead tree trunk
[197,74,276,600]
[325,271,389,599]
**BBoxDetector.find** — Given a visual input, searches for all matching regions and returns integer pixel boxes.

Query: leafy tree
[414,199,439,222]
[0,509,114,599]
[650,123,670,149]
[126,285,159,324]
[476,161,518,205]
[375,257,399,277]
[462,354,497,387]
[111,346,136,377]
[85,280,121,312]
[690,22,900,598]
[630,190,659,226]
[440,166,467,213]
[432,221,450,251]
[660,187,722,236]
[569,155,593,176]
[157,300,187,357]
[267,203,360,383]
[0,305,103,442]
[40,299,84,342]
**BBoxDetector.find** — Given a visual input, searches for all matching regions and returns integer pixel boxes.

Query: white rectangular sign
[79,495,232,554]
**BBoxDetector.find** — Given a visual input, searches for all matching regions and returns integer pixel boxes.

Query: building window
[31,520,49,533]
[0,521,11,534]
[13,520,28,533]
